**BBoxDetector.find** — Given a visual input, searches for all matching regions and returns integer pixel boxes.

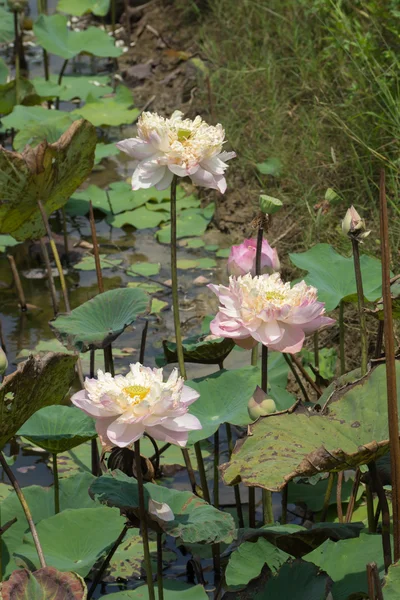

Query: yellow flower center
[123,385,150,404]
[264,291,286,304]
[177,128,192,142]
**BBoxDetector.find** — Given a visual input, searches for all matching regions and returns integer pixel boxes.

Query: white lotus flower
[116,110,235,193]
[148,499,175,522]
[71,363,201,448]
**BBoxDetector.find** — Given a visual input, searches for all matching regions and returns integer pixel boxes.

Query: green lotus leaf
[127,281,164,294]
[17,405,97,454]
[50,287,150,352]
[66,184,111,216]
[54,442,93,479]
[1,472,97,577]
[289,243,385,311]
[161,334,235,366]
[0,234,19,252]
[216,248,231,258]
[156,212,210,243]
[383,560,400,599]
[57,0,110,17]
[0,567,87,599]
[186,365,295,445]
[226,537,291,588]
[73,254,122,271]
[0,119,96,240]
[0,353,77,450]
[33,14,122,60]
[222,362,399,492]
[0,78,42,116]
[95,142,120,164]
[304,532,386,600]
[0,7,14,44]
[127,262,161,277]
[185,238,205,249]
[14,507,125,577]
[0,57,9,85]
[176,258,217,269]
[103,581,208,599]
[288,475,362,512]
[32,74,113,102]
[89,470,236,544]
[72,87,139,127]
[109,206,168,229]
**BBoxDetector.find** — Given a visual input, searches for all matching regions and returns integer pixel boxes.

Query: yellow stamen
[123,385,150,404]
[177,128,192,141]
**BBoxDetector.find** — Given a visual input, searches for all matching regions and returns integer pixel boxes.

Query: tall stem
[225,423,244,528]
[320,473,335,522]
[313,332,319,370]
[7,255,26,311]
[139,320,149,364]
[134,439,155,599]
[53,453,60,514]
[0,452,46,568]
[339,300,346,375]
[13,11,20,106]
[87,525,128,599]
[213,428,221,580]
[283,353,310,403]
[379,168,400,562]
[195,442,210,503]
[170,175,186,379]
[366,483,376,534]
[351,238,368,375]
[368,461,392,571]
[281,484,288,524]
[156,532,164,600]
[336,471,344,523]
[55,59,69,109]
[39,238,59,315]
[89,349,101,477]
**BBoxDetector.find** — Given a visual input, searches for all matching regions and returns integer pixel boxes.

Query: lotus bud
[259,194,283,216]
[342,206,371,241]
[7,0,28,12]
[227,238,280,276]
[148,499,174,522]
[0,347,8,375]
[248,386,276,420]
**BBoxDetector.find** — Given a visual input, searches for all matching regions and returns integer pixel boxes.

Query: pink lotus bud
[248,386,276,420]
[227,238,280,277]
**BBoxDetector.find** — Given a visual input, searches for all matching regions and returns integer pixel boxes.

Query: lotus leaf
[222,362,400,491]
[66,184,111,216]
[109,206,168,229]
[0,7,14,44]
[383,560,400,598]
[95,142,120,164]
[89,470,236,544]
[57,0,110,17]
[156,212,210,243]
[50,287,150,352]
[0,353,77,450]
[104,581,208,599]
[0,78,42,116]
[226,537,291,588]
[161,334,235,366]
[73,254,122,271]
[0,567,87,599]
[32,74,113,102]
[0,119,96,240]
[127,262,161,277]
[72,87,140,127]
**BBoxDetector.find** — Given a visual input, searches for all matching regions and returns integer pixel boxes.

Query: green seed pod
[7,0,28,11]
[259,194,283,216]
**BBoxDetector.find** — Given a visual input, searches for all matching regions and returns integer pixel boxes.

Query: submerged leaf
[50,288,150,352]
[0,567,87,599]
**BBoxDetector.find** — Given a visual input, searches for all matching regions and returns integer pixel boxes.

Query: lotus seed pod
[0,347,8,375]
[248,385,276,420]
[259,194,283,216]
[7,0,28,12]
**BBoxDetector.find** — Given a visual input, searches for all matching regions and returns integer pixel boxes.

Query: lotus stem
[37,201,70,312]
[350,238,368,376]
[13,11,20,106]
[374,321,384,359]
[320,473,335,522]
[290,354,322,397]
[368,460,392,571]
[379,168,400,562]
[0,451,46,568]
[52,453,60,514]
[225,423,244,528]
[262,489,273,524]
[313,331,319,370]
[181,448,197,494]
[194,442,210,503]
[248,488,256,527]
[251,345,258,366]
[170,175,186,379]
[55,59,69,109]
[7,255,26,311]
[89,200,104,294]
[345,468,361,523]
[339,300,346,374]
[281,484,288,524]
[213,428,221,580]
[366,483,376,534]
[139,320,149,364]
[61,208,69,267]
[37,0,49,81]
[283,353,310,403]
[156,532,164,600]
[87,524,129,599]
[89,349,101,477]
[104,345,115,376]
[134,439,155,598]
[39,238,59,315]
[111,0,116,36]
[366,562,384,600]
[336,471,344,523]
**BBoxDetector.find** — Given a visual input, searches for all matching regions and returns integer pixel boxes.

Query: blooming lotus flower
[71,363,201,448]
[208,273,335,354]
[227,238,280,277]
[116,110,235,193]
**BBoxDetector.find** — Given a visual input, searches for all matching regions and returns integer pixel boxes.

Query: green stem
[194,442,210,503]
[320,473,335,522]
[225,423,244,528]
[170,175,186,378]
[248,488,256,527]
[134,439,155,599]
[262,490,273,524]
[251,345,258,366]
[53,453,60,514]
[13,11,20,106]
[55,59,69,109]
[156,532,164,600]
[339,300,346,375]
[104,344,115,376]
[313,331,319,370]
[366,483,376,533]
[281,484,288,524]
[213,428,221,581]
[351,238,368,375]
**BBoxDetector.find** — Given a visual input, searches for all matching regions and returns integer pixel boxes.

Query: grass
[193,0,400,267]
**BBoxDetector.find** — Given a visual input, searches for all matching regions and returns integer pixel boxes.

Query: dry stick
[38,201,70,312]
[320,473,335,522]
[380,168,400,563]
[39,238,59,315]
[345,468,362,523]
[351,237,368,376]
[7,255,26,311]
[134,439,155,600]
[290,354,322,397]
[225,423,244,528]
[0,451,46,568]
[87,525,129,600]
[283,353,310,403]
[372,562,384,600]
[367,562,376,600]
[368,461,392,572]
[336,471,344,523]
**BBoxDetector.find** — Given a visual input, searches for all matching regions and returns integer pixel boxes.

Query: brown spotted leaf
[0,352,77,449]
[0,119,96,241]
[222,362,398,492]
[0,567,87,599]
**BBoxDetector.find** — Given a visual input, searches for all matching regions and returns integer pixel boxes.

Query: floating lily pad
[185,238,205,249]
[73,87,139,127]
[73,254,122,271]
[32,74,113,102]
[104,581,208,599]
[161,334,234,366]
[222,362,398,492]
[156,212,210,243]
[109,206,168,229]
[50,287,150,352]
[67,184,111,216]
[90,470,235,544]
[95,143,120,164]
[0,119,96,240]
[176,258,217,270]
[151,299,168,314]
[289,243,385,311]
[57,0,110,17]
[216,248,231,258]
[17,406,97,454]
[0,567,87,600]
[127,281,164,294]
[108,182,150,214]
[15,507,125,577]
[127,262,161,277]
[33,14,122,60]
[304,532,386,600]
[226,538,291,588]
[0,353,77,450]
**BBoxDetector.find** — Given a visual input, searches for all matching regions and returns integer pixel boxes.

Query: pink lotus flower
[71,363,201,448]
[116,110,235,193]
[208,273,335,354]
[227,238,280,276]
